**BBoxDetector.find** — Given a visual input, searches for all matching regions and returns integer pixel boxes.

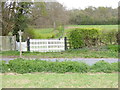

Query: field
[2,73,118,88]
[31,25,118,38]
[65,25,118,30]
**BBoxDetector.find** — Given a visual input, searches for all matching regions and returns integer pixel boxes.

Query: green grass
[33,28,53,34]
[1,47,118,58]
[64,25,118,36]
[2,73,118,88]
[32,28,57,39]
[66,25,118,30]
[32,25,118,38]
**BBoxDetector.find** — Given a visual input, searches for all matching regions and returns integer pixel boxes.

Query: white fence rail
[16,38,65,52]
[30,39,65,52]
[16,41,27,51]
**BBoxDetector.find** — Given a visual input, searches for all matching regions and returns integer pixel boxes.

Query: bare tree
[29,2,69,29]
[2,1,16,36]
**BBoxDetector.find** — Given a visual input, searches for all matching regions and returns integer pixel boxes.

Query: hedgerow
[68,28,118,49]
[1,58,119,74]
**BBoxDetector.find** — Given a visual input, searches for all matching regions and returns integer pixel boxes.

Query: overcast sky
[57,0,120,9]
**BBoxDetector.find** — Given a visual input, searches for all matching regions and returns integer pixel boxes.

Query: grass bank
[2,73,118,88]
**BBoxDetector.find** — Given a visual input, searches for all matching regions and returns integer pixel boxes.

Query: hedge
[68,28,118,49]
[0,58,119,74]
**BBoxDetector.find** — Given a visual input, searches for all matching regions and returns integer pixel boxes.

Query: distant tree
[29,2,68,29]
[68,6,118,25]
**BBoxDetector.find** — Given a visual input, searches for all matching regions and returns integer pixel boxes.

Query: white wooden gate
[16,38,65,52]
[30,39,65,52]
[16,42,27,51]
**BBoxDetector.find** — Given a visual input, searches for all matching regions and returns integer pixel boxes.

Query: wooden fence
[0,36,16,51]
[16,37,67,52]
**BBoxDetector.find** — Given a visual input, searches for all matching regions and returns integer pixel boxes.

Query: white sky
[57,0,120,9]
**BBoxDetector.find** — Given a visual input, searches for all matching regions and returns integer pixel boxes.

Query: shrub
[107,45,119,52]
[68,28,100,49]
[7,58,90,74]
[111,62,118,72]
[100,29,118,45]
[68,28,118,49]
[0,61,9,73]
[2,58,119,74]
[91,60,114,73]
[49,61,90,73]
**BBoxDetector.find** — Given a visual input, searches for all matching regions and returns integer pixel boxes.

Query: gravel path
[0,57,118,65]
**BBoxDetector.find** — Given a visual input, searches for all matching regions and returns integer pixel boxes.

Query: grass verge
[1,47,118,58]
[2,73,118,88]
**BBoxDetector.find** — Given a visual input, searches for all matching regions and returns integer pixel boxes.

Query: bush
[49,61,90,73]
[100,29,117,45]
[1,58,119,74]
[107,45,119,52]
[68,28,118,49]
[68,28,100,49]
[7,58,90,74]
[0,61,9,73]
[91,60,114,73]
[111,62,118,72]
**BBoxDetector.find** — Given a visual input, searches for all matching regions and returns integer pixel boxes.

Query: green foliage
[111,62,118,72]
[1,46,118,58]
[12,2,32,41]
[107,45,119,52]
[99,29,118,45]
[68,28,99,49]
[6,58,90,74]
[35,33,55,39]
[32,28,56,39]
[91,61,114,73]
[2,58,119,74]
[0,61,9,73]
[69,7,118,25]
[23,27,36,40]
[55,25,64,38]
[68,28,118,49]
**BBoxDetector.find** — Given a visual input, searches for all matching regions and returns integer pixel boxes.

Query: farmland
[31,25,118,39]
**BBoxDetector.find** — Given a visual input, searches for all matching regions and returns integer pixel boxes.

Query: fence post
[64,37,67,50]
[27,37,30,52]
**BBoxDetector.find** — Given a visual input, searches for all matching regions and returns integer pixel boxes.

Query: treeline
[30,5,118,27]
[68,6,118,25]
